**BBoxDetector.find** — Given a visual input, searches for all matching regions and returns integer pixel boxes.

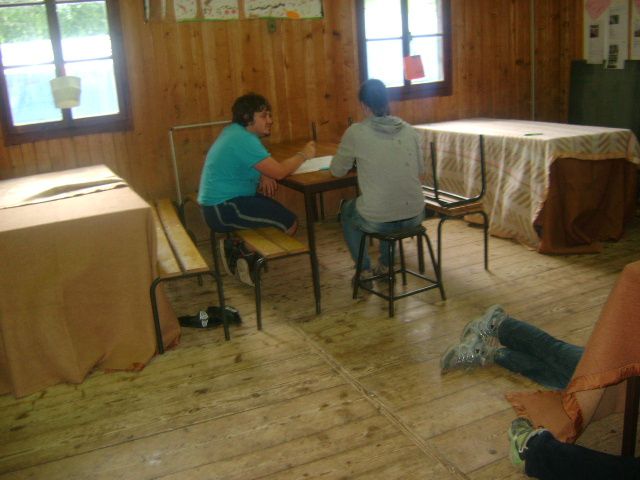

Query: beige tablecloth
[506,261,640,442]
[414,119,640,252]
[0,166,180,398]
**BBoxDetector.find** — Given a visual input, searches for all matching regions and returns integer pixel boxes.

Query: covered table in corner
[0,165,180,398]
[414,119,640,254]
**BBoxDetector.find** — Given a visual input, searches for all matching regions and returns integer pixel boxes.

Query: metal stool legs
[352,225,445,317]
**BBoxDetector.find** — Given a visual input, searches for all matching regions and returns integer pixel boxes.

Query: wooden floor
[2,211,640,479]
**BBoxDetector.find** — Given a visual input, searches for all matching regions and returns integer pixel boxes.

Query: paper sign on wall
[403,55,425,81]
[605,0,629,68]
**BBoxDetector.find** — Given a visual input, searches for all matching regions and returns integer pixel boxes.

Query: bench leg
[254,256,266,330]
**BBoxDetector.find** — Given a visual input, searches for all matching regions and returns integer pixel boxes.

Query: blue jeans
[495,318,585,390]
[340,199,424,271]
[525,430,640,479]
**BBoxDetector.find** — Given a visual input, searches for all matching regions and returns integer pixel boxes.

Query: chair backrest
[428,134,486,208]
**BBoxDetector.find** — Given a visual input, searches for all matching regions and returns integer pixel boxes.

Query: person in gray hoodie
[330,79,426,282]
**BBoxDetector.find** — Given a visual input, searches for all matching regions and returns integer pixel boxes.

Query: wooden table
[0,165,179,398]
[271,142,356,266]
[414,119,640,253]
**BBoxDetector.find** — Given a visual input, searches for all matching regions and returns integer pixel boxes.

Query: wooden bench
[183,193,321,330]
[150,198,229,353]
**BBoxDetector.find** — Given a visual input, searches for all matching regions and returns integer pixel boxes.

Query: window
[356,0,452,101]
[0,0,130,145]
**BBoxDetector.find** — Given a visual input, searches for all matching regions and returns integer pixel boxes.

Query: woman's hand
[258,175,278,197]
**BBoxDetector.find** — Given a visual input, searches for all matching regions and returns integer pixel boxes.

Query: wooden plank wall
[0,0,582,200]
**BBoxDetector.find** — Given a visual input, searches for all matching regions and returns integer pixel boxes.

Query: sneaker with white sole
[440,333,496,373]
[508,417,546,470]
[234,257,254,286]
[460,304,507,344]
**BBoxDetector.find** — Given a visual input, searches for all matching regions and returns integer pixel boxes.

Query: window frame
[355,0,452,101]
[0,0,131,146]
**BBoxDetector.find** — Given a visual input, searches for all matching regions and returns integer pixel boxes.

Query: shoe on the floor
[508,417,546,470]
[460,304,507,343]
[372,262,390,283]
[440,333,496,373]
[234,257,254,286]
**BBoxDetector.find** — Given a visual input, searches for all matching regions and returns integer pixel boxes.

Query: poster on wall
[632,0,640,59]
[605,0,630,68]
[244,0,323,19]
[201,0,240,20]
[584,0,610,64]
[174,0,198,21]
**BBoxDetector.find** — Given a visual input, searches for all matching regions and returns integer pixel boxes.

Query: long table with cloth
[0,165,180,398]
[414,119,640,254]
[506,260,640,445]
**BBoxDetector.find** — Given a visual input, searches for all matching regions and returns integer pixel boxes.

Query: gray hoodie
[330,115,425,222]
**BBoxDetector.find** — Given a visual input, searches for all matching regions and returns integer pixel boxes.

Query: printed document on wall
[605,0,629,68]
[584,0,609,64]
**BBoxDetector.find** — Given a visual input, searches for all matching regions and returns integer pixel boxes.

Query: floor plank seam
[286,320,470,479]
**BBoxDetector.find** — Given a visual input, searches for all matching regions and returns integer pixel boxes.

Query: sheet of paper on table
[293,155,333,175]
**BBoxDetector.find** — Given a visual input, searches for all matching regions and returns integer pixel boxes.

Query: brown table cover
[535,157,638,254]
[0,167,180,398]
[506,260,640,442]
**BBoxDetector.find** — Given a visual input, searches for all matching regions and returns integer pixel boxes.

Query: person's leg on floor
[497,317,584,389]
[339,199,371,271]
[524,430,640,479]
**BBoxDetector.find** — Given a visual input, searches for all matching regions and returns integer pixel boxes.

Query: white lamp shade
[50,75,81,109]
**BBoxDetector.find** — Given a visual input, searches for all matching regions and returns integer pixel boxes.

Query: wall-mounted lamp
[50,75,81,109]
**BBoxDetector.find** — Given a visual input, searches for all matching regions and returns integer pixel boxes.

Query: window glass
[357,0,451,99]
[408,0,441,35]
[366,40,404,87]
[410,37,444,83]
[0,5,53,66]
[66,59,119,119]
[6,64,62,125]
[363,0,402,39]
[58,1,112,61]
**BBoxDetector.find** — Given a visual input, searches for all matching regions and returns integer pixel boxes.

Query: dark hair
[358,79,389,116]
[232,93,271,126]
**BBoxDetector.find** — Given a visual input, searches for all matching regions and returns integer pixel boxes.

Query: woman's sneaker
[460,304,507,344]
[508,417,547,470]
[440,333,496,373]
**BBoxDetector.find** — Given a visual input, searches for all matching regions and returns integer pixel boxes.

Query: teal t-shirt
[198,123,270,206]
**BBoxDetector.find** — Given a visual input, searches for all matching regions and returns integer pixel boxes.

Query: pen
[524,133,543,136]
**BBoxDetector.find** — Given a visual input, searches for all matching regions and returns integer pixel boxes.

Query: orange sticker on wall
[404,55,425,80]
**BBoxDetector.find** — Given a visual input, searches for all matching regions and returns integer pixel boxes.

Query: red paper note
[403,55,425,81]
[586,0,612,20]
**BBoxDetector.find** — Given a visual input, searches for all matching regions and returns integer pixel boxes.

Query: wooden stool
[352,225,446,317]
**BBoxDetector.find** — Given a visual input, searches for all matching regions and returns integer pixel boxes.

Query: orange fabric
[0,167,180,398]
[506,261,640,442]
[535,158,637,254]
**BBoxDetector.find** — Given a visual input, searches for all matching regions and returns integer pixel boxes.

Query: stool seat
[353,224,446,316]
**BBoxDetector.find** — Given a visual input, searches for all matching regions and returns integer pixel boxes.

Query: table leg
[304,191,321,312]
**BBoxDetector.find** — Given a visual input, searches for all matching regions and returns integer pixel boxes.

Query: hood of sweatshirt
[364,115,406,136]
